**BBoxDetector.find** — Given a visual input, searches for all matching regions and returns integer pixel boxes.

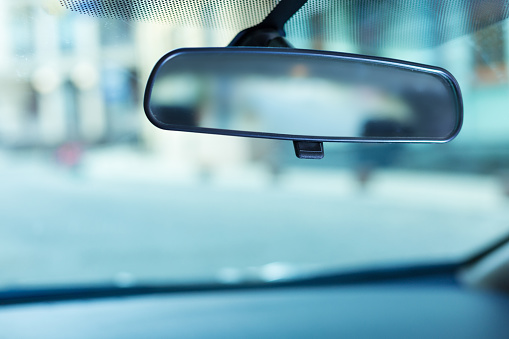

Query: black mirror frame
[144,47,463,145]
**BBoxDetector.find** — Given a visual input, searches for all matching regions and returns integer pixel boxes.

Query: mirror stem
[260,0,309,34]
[228,27,293,47]
[228,0,308,47]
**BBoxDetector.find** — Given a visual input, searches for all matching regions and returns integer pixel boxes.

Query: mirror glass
[145,48,462,141]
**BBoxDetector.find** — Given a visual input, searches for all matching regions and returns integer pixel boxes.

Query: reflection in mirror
[145,48,462,141]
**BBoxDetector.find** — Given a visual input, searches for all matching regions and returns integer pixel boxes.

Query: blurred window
[58,15,76,52]
[10,5,34,55]
[472,2,508,84]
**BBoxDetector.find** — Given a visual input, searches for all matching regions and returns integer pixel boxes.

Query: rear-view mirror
[144,47,462,146]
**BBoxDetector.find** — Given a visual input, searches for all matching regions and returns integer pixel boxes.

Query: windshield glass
[2,0,509,288]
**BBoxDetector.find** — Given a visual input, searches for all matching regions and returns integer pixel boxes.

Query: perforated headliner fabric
[59,0,509,48]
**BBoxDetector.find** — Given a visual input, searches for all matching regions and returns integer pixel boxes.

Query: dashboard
[1,283,509,338]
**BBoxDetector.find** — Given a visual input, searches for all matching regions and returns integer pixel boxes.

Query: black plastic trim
[228,27,294,47]
[294,141,324,159]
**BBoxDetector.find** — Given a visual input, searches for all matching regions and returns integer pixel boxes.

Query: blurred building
[0,0,508,174]
[0,0,142,148]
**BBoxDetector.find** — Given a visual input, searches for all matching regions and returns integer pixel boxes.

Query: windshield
[2,0,509,289]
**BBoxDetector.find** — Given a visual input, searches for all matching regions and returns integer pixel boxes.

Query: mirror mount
[228,27,293,48]
[293,141,325,160]
[228,0,308,48]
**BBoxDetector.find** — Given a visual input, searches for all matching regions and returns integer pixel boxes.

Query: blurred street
[0,0,509,293]
[1,147,509,288]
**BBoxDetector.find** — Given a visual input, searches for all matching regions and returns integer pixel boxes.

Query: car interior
[2,0,509,338]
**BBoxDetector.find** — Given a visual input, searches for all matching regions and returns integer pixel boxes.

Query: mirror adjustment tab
[293,141,324,159]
